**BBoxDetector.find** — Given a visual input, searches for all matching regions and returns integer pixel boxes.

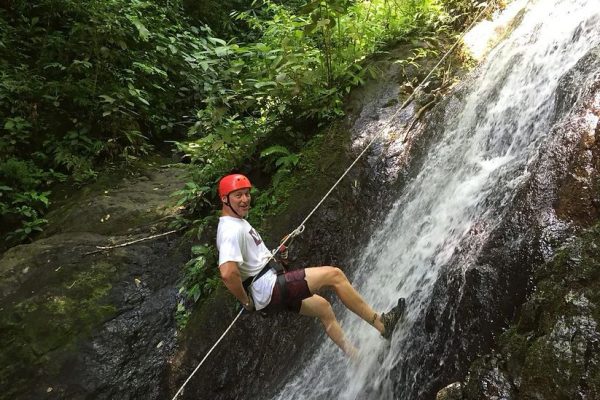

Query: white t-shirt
[216,216,276,310]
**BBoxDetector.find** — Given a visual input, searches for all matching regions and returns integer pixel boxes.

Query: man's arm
[219,261,254,310]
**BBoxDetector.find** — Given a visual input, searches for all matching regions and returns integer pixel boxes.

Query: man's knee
[313,295,335,320]
[327,266,347,286]
[305,266,347,293]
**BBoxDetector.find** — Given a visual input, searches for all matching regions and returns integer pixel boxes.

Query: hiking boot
[380,297,406,339]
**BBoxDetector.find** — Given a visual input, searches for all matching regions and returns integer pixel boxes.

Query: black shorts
[263,269,312,314]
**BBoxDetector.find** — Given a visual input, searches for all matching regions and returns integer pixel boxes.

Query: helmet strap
[224,193,244,219]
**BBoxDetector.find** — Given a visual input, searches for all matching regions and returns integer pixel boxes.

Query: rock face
[163,41,449,400]
[166,125,385,400]
[459,224,600,400]
[440,51,600,400]
[0,163,190,400]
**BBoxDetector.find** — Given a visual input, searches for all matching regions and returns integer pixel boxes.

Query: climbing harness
[170,3,495,398]
[241,260,287,307]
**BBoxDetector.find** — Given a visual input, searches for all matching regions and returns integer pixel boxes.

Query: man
[216,173,405,358]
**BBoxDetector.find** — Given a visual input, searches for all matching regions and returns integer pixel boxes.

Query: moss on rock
[253,123,352,241]
[0,257,118,399]
[462,223,600,399]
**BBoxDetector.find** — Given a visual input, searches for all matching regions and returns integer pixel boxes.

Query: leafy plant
[0,0,240,244]
[176,243,221,327]
[2,192,50,244]
[260,145,300,187]
[175,301,191,328]
[1,117,32,154]
[5,211,48,242]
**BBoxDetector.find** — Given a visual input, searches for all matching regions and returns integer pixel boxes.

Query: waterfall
[274,0,600,399]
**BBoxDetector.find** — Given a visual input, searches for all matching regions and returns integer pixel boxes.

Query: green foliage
[261,145,299,187]
[170,180,217,238]
[5,190,50,241]
[175,301,191,328]
[0,0,236,244]
[44,129,103,182]
[1,117,32,154]
[184,244,221,302]
[172,0,450,225]
[0,159,54,246]
[173,182,214,213]
[182,0,250,38]
[441,0,490,29]
[463,223,600,399]
[176,243,221,327]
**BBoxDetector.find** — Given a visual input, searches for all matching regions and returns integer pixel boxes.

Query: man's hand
[278,235,289,259]
[243,297,255,312]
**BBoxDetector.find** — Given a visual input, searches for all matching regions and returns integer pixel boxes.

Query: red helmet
[218,174,252,198]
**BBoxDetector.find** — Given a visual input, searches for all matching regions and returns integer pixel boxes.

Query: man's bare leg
[304,266,385,334]
[300,294,358,358]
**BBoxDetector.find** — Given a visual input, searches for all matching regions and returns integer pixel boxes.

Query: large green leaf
[128,15,150,41]
[260,145,290,158]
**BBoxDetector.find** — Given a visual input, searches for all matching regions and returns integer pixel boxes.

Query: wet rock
[460,354,513,399]
[454,45,600,400]
[42,165,187,237]
[0,164,190,400]
[166,122,384,400]
[462,223,600,400]
[436,382,464,400]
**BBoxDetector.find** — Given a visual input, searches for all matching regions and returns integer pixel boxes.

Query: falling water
[274,0,600,398]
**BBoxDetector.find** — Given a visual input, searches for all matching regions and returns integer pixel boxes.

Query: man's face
[223,188,251,217]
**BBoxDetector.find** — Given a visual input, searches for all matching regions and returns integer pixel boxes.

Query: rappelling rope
[171,3,495,398]
[170,308,243,400]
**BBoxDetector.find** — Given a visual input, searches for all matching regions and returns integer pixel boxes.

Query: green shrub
[0,0,232,244]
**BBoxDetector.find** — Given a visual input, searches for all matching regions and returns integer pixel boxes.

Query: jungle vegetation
[0,0,486,314]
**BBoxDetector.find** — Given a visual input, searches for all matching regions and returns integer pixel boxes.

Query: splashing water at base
[274,0,600,399]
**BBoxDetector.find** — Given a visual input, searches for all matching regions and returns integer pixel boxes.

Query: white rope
[171,4,495,398]
[170,309,244,400]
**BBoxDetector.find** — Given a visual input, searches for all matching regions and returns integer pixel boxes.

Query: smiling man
[216,173,406,357]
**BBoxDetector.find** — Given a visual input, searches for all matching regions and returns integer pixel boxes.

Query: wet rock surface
[460,224,600,400]
[428,48,600,399]
[0,164,190,400]
[167,125,385,400]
